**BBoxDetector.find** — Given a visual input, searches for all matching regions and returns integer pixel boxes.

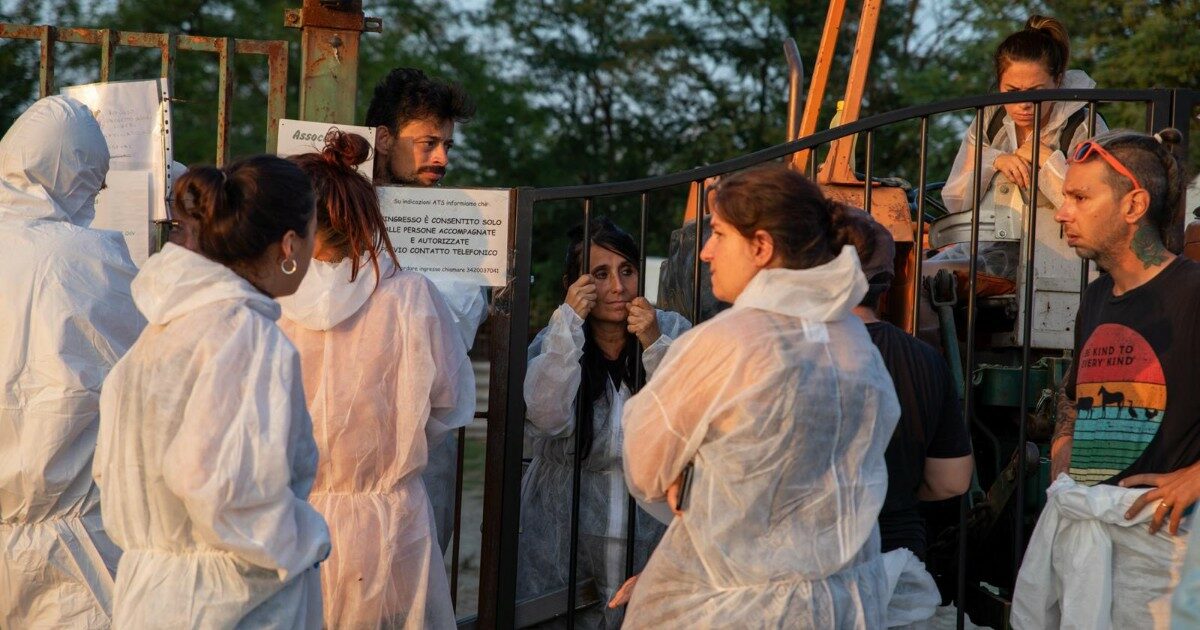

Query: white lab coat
[278,255,474,629]
[94,244,330,629]
[622,247,899,628]
[422,278,488,554]
[942,69,1105,215]
[518,303,690,628]
[0,95,144,630]
[1012,474,1187,630]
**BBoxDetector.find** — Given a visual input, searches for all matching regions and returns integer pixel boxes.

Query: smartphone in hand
[676,463,696,511]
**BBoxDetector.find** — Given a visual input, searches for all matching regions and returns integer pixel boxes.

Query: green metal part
[286,0,381,125]
[973,357,1071,408]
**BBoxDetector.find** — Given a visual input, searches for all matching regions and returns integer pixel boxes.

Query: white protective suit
[1012,474,1188,630]
[1172,511,1200,628]
[942,70,1104,215]
[622,247,899,628]
[94,244,331,629]
[937,70,1106,278]
[0,95,145,629]
[518,303,690,628]
[881,548,941,628]
[278,254,475,629]
[423,278,488,554]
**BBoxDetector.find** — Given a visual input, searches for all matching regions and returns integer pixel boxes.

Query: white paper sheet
[62,79,173,220]
[377,186,511,287]
[277,119,376,179]
[92,169,153,267]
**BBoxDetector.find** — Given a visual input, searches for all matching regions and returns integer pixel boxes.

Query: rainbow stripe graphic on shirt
[1069,323,1167,485]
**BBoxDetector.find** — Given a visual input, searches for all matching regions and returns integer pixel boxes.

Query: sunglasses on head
[1069,141,1144,191]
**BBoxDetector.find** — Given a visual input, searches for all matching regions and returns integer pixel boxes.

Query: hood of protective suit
[278,254,387,331]
[132,243,280,326]
[734,245,867,322]
[0,95,109,227]
[1046,69,1097,126]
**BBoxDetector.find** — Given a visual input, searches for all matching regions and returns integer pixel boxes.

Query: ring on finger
[1158,500,1172,512]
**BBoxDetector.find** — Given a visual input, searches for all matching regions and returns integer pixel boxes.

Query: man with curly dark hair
[365,68,482,562]
[365,67,476,187]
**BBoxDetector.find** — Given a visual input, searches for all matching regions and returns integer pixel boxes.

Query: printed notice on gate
[277,119,375,179]
[379,186,511,287]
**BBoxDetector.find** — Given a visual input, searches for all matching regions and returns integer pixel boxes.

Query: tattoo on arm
[1132,223,1168,269]
[1052,385,1077,443]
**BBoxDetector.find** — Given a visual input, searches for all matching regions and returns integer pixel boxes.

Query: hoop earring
[281,258,298,275]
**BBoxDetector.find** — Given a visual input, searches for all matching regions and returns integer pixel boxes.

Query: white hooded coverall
[941,69,1106,216]
[422,279,488,554]
[0,95,145,629]
[622,247,899,628]
[278,254,475,629]
[94,244,331,629]
[519,303,691,628]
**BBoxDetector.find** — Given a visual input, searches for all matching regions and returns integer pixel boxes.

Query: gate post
[477,188,534,628]
[284,0,380,123]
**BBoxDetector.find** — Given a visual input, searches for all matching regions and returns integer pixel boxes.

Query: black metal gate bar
[478,188,534,629]
[863,129,874,212]
[957,107,987,630]
[451,423,467,608]
[1012,103,1044,579]
[692,181,707,324]
[911,116,930,333]
[625,192,651,580]
[564,199,594,628]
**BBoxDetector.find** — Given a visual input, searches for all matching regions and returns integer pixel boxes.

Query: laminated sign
[378,186,511,287]
[276,119,375,178]
[63,78,174,265]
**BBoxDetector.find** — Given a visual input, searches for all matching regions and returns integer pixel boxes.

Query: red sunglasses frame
[1069,141,1144,191]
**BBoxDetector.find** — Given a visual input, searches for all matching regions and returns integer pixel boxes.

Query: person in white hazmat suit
[937,16,1107,277]
[366,66,486,554]
[619,166,898,628]
[518,217,690,628]
[0,96,145,629]
[94,156,331,628]
[277,132,474,628]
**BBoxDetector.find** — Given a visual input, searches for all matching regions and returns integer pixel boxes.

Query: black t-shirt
[1066,257,1200,485]
[868,321,973,559]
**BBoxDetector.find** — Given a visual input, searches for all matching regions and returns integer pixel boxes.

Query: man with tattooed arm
[1011,128,1193,627]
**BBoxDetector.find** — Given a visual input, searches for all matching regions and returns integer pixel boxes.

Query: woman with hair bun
[94,155,330,628]
[619,166,899,627]
[940,15,1108,277]
[277,131,474,629]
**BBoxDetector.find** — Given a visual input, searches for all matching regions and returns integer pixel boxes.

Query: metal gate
[477,87,1200,628]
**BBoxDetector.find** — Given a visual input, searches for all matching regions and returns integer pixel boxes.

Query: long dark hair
[172,154,315,270]
[288,130,400,282]
[563,217,644,458]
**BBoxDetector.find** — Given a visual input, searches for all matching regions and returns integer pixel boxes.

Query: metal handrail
[534,88,1178,202]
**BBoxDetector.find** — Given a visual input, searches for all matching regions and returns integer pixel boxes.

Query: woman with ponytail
[940,15,1108,276]
[277,131,474,629]
[94,155,330,628]
[618,166,899,626]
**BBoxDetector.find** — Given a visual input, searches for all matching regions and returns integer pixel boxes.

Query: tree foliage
[1,0,1196,323]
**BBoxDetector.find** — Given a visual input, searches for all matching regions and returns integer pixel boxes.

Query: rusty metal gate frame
[0,23,288,166]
